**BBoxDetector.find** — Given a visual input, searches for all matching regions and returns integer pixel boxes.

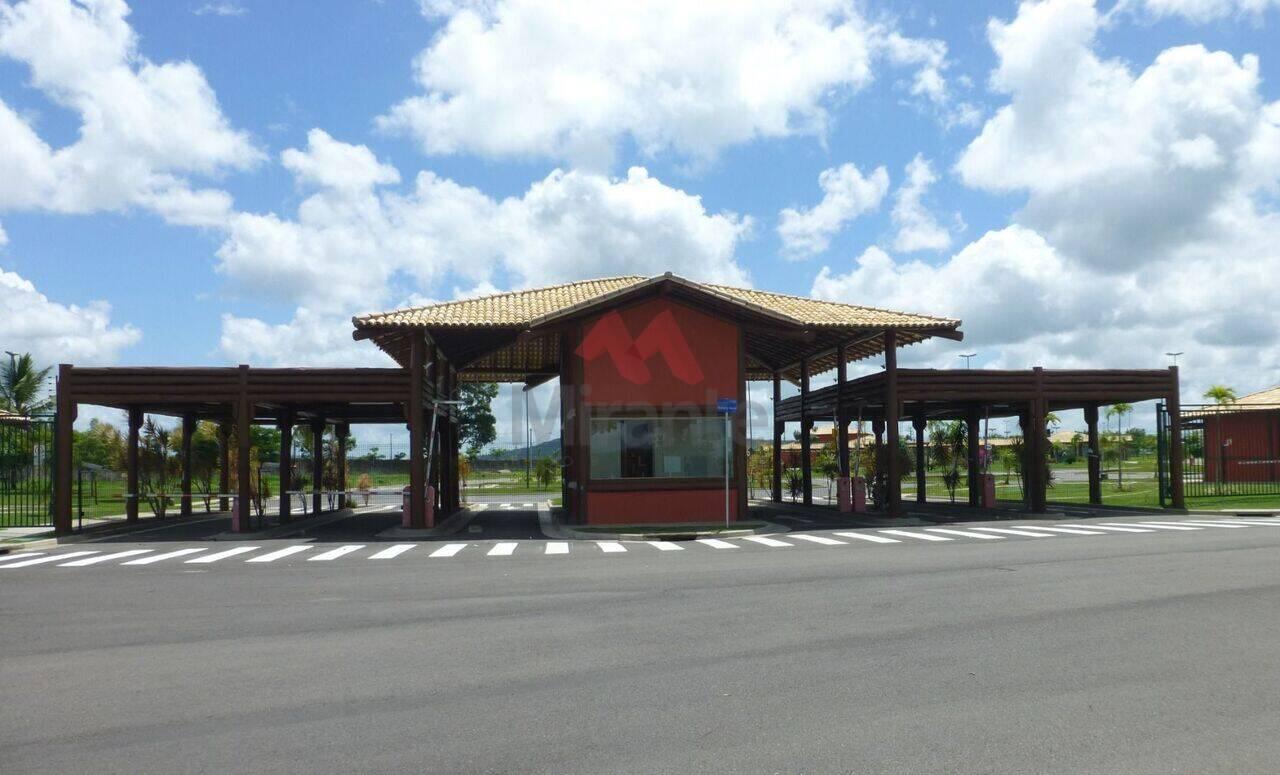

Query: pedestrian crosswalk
[2,517,1277,571]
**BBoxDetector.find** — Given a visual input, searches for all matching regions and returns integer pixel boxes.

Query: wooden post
[407,333,427,528]
[735,328,747,520]
[235,365,251,532]
[181,413,195,517]
[800,358,812,506]
[1085,403,1102,505]
[1168,366,1186,510]
[771,372,782,502]
[884,330,902,516]
[126,406,141,523]
[967,405,981,507]
[336,422,349,509]
[218,421,230,513]
[278,411,293,522]
[311,418,324,515]
[53,364,75,536]
[836,343,850,479]
[913,408,927,504]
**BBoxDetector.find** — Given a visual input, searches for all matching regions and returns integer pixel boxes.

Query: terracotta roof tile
[354,274,959,331]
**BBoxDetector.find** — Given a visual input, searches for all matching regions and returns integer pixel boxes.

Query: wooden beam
[54,365,75,536]
[966,405,981,507]
[181,413,195,517]
[407,332,427,529]
[913,407,927,504]
[126,406,141,523]
[279,410,293,522]
[1085,403,1102,505]
[800,358,812,506]
[884,330,902,516]
[772,371,782,503]
[311,418,324,515]
[235,365,252,532]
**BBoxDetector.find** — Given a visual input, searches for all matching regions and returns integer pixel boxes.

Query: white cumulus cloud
[0,265,140,364]
[0,0,260,225]
[890,154,950,253]
[1123,0,1280,22]
[957,0,1280,271]
[378,0,953,168]
[777,162,889,259]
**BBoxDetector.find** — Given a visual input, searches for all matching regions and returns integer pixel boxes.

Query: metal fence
[1159,401,1280,502]
[0,414,55,527]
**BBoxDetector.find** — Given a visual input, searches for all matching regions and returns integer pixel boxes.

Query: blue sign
[716,398,738,414]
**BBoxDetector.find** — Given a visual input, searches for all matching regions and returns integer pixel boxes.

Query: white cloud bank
[216,130,754,364]
[0,265,139,364]
[1125,0,1280,22]
[0,0,260,226]
[777,163,888,258]
[890,155,951,253]
[379,0,954,168]
[816,0,1280,398]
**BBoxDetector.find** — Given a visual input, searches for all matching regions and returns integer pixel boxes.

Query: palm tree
[1203,385,1237,405]
[0,353,53,415]
[1105,402,1132,490]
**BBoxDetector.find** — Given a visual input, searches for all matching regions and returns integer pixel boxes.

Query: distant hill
[477,438,561,463]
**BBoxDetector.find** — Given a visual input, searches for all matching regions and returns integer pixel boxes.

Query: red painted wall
[1203,411,1280,483]
[579,297,739,407]
[571,296,744,524]
[587,489,742,524]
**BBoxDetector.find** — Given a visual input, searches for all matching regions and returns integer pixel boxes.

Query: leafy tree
[534,456,558,490]
[74,419,125,470]
[929,421,966,503]
[746,444,773,492]
[458,382,499,456]
[1203,385,1237,405]
[356,473,373,506]
[0,353,53,415]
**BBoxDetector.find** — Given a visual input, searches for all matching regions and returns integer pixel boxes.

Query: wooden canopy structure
[771,364,1186,513]
[52,365,461,535]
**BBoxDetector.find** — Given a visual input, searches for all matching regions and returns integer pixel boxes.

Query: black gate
[0,413,55,527]
[1160,401,1280,503]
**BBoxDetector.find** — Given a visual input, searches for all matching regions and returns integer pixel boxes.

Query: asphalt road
[4,515,1280,774]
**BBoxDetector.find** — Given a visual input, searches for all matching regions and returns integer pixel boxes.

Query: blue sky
[2,0,1278,444]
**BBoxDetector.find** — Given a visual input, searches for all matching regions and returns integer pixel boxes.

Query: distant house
[1194,385,1280,485]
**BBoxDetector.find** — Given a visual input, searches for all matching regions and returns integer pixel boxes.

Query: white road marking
[545,542,569,555]
[879,529,952,542]
[596,541,627,553]
[4,551,99,568]
[696,538,738,549]
[488,542,518,556]
[521,502,534,508]
[969,527,1057,538]
[1177,520,1252,529]
[472,504,489,512]
[369,544,416,559]
[187,546,259,563]
[1020,526,1106,535]
[648,541,684,551]
[429,543,468,558]
[1132,522,1202,531]
[246,546,312,563]
[0,552,45,564]
[123,548,208,565]
[925,528,1004,540]
[1059,523,1153,533]
[834,532,901,544]
[743,535,793,547]
[309,545,365,561]
[58,549,152,566]
[1229,519,1280,526]
[791,534,846,546]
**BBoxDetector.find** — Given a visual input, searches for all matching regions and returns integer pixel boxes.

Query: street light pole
[1165,351,1183,367]
[958,353,977,369]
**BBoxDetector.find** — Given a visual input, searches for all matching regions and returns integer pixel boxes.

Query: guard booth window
[589,417,725,479]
